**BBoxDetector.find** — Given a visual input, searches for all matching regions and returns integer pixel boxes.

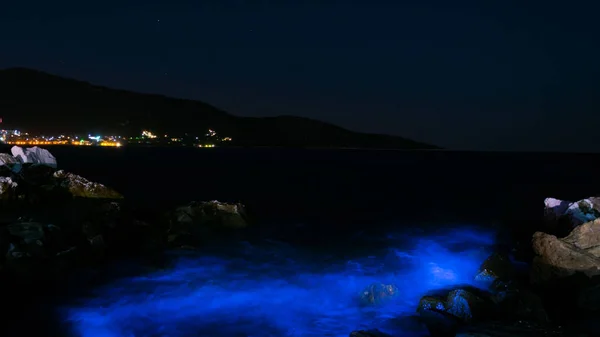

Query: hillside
[0,68,437,149]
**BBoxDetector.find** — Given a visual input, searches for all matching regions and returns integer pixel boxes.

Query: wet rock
[418,295,447,312]
[531,218,600,284]
[445,289,491,323]
[53,170,123,199]
[472,252,548,323]
[417,287,493,337]
[359,282,399,305]
[167,200,248,247]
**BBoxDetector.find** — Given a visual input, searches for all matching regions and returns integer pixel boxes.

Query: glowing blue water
[62,226,497,337]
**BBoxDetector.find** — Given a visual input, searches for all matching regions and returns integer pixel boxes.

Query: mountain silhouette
[0,68,437,149]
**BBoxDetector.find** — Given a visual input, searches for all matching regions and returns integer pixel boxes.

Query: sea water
[61,225,497,337]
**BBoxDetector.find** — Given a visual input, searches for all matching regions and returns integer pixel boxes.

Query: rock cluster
[351,196,600,337]
[0,146,249,285]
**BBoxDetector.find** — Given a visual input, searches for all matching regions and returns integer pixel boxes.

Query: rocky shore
[0,146,598,336]
[352,196,600,337]
[0,146,249,290]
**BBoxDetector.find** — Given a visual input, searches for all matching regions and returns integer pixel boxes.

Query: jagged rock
[53,170,123,199]
[417,287,493,337]
[0,176,18,200]
[359,282,399,305]
[11,146,57,168]
[167,200,248,247]
[0,153,22,173]
[544,197,600,236]
[445,289,490,323]
[531,218,600,284]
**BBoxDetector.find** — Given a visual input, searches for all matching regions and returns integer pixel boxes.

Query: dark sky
[1,1,599,151]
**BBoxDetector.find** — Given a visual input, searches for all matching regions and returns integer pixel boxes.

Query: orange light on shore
[99,141,121,147]
[4,140,122,147]
[7,140,69,146]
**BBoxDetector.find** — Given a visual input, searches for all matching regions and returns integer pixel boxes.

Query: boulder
[53,170,123,199]
[167,200,248,247]
[544,197,600,236]
[0,176,18,200]
[472,252,549,323]
[417,287,493,333]
[445,289,491,323]
[0,153,22,173]
[11,146,57,168]
[359,282,399,306]
[531,218,600,284]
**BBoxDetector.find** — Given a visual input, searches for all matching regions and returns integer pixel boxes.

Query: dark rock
[1,221,76,282]
[418,307,461,337]
[578,283,600,312]
[513,288,549,324]
[445,288,491,323]
[167,200,248,247]
[349,329,393,337]
[473,252,551,326]
[475,253,515,285]
[417,287,496,337]
[457,320,567,336]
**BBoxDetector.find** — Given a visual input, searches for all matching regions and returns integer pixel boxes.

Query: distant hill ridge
[0,67,437,149]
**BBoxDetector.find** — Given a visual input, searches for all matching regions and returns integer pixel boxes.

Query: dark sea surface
[5,146,600,337]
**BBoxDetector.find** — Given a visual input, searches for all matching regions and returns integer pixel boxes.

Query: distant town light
[142,130,157,139]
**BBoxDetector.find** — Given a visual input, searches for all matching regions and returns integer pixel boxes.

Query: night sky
[2,1,599,151]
